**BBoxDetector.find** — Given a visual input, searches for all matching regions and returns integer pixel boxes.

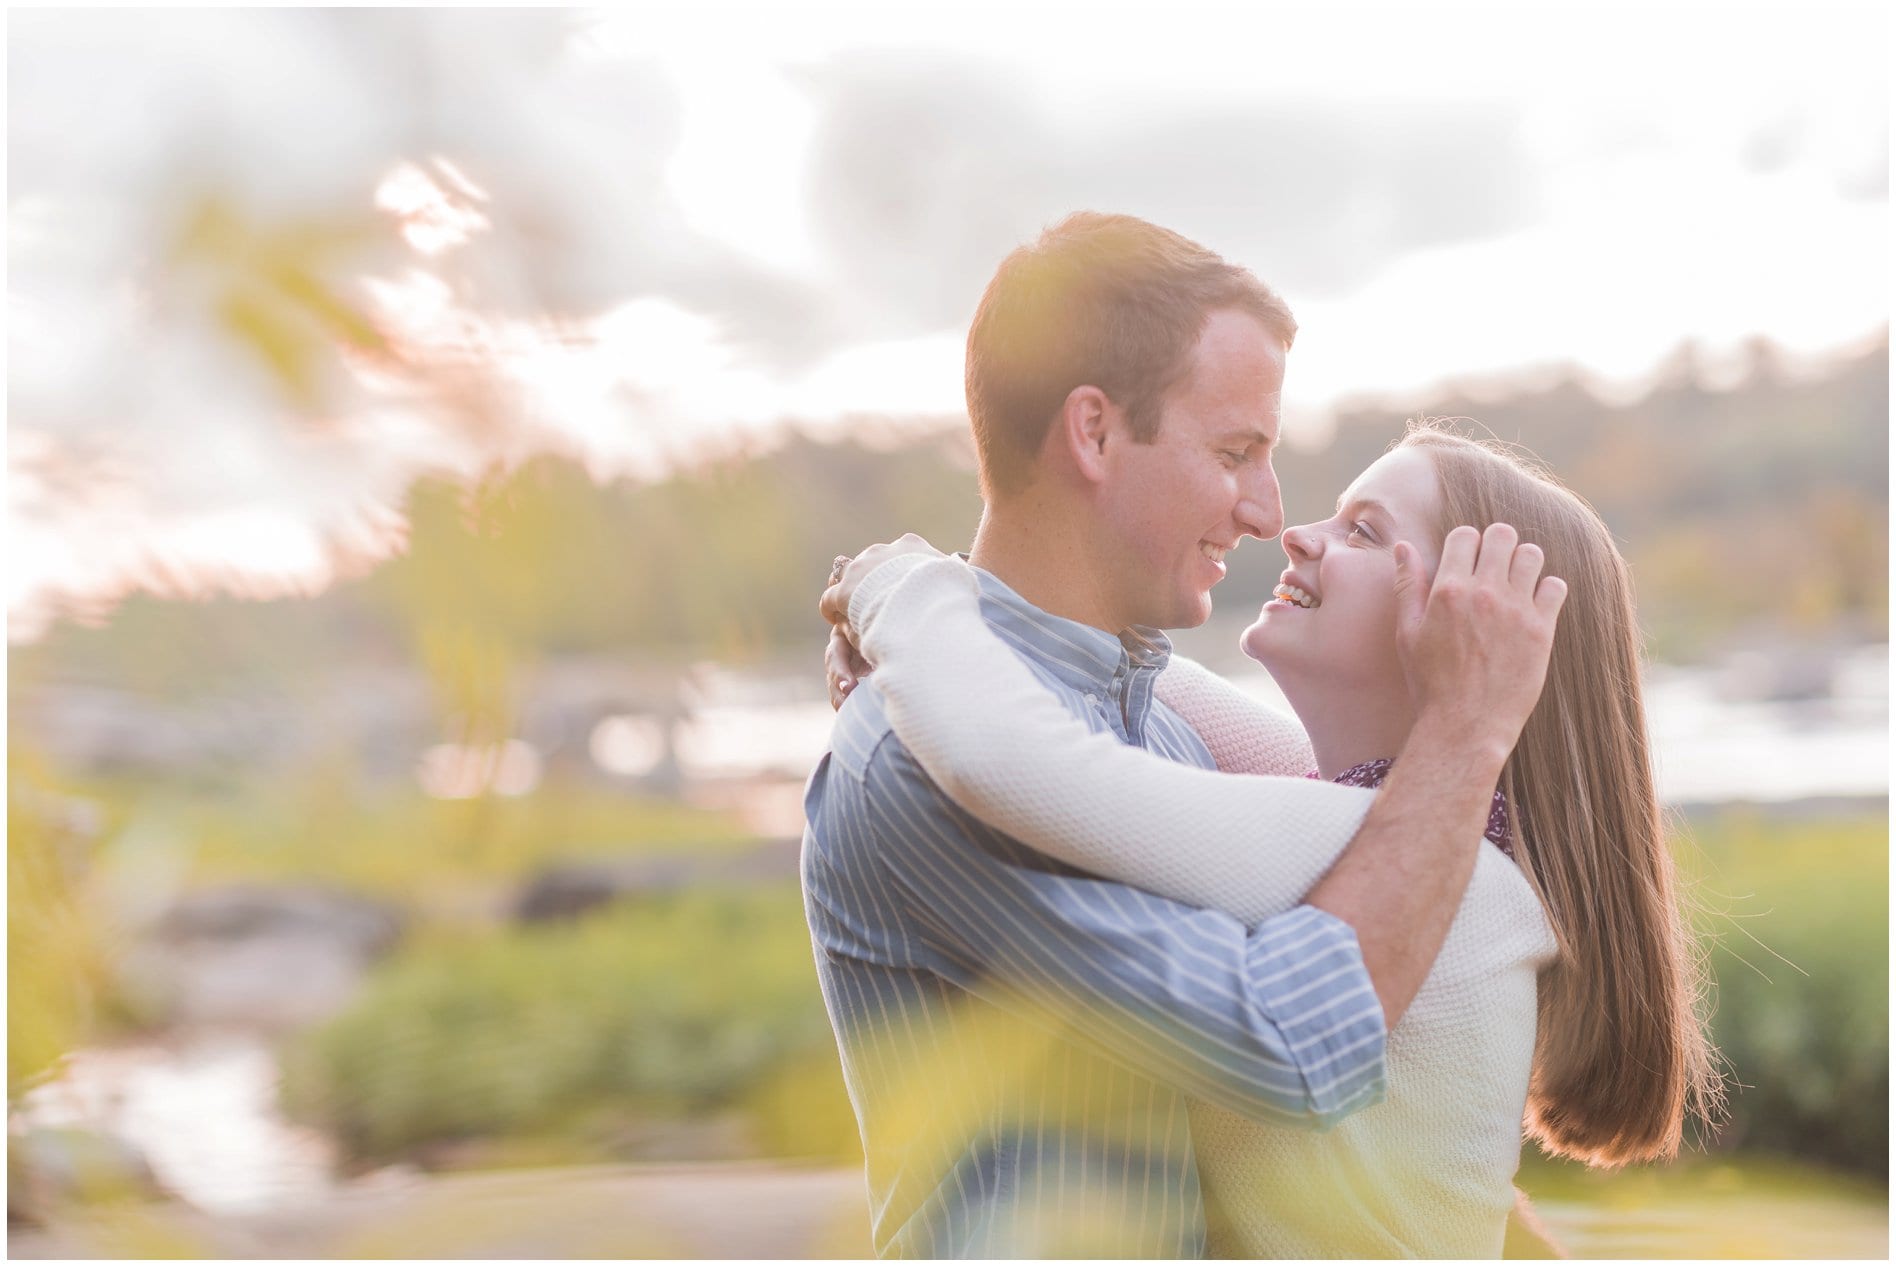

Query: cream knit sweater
[850,555,1559,1259]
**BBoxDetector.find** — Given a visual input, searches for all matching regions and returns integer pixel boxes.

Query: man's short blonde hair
[965,212,1296,498]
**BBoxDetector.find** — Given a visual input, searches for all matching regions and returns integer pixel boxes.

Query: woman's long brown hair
[1401,421,1724,1165]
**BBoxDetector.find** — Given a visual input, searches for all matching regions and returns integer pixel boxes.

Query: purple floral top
[1311,758,1515,859]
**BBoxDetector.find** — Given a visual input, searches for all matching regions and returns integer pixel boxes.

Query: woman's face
[1242,447,1447,699]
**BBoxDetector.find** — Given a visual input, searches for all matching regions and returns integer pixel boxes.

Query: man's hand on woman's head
[1392,521,1567,761]
[819,533,950,710]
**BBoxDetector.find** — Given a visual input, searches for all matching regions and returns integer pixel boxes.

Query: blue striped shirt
[801,567,1387,1257]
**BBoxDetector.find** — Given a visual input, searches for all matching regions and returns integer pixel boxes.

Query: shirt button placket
[1108,663,1131,742]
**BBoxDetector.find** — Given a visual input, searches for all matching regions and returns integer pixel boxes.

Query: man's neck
[968,497,1124,634]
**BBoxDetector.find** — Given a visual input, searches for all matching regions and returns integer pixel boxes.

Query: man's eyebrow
[1218,428,1275,446]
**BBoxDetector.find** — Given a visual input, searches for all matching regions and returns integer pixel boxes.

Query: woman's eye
[1347,521,1375,543]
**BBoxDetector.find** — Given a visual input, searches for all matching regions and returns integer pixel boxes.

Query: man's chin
[1120,584,1213,632]
[1162,593,1215,631]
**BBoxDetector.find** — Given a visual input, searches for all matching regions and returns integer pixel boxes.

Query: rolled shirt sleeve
[858,735,1387,1129]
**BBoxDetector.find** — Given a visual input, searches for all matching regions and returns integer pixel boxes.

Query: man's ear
[1059,385,1115,484]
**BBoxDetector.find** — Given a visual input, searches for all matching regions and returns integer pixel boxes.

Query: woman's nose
[1281,522,1320,560]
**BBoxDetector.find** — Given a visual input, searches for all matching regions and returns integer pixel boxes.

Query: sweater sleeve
[850,555,1377,927]
[1152,655,1316,778]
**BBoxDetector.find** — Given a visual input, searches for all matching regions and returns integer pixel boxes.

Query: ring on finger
[828,554,851,585]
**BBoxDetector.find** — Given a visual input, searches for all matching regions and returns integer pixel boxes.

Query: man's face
[1094,308,1288,630]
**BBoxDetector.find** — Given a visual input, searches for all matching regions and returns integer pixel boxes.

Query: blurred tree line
[1269,335,1889,660]
[12,335,1885,702]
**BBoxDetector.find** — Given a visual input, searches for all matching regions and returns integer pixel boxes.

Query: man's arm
[845,731,1388,1130]
[1305,523,1566,1026]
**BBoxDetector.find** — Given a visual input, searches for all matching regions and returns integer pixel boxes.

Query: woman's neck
[1277,678,1415,781]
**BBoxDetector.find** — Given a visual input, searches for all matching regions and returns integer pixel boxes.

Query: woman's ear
[1060,384,1114,484]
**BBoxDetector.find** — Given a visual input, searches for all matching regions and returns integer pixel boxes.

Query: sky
[6,2,1889,638]
[584,0,1888,406]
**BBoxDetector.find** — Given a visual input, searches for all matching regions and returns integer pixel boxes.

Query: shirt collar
[967,564,1176,694]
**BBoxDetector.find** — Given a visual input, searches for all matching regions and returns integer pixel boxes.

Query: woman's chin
[1240,607,1296,662]
[1242,624,1316,696]
[1239,616,1271,664]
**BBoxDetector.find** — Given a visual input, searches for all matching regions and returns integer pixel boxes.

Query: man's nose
[1235,467,1284,542]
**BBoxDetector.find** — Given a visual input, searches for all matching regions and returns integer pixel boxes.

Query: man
[802,212,1561,1257]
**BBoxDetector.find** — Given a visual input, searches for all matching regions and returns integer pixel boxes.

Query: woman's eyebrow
[1334,495,1395,524]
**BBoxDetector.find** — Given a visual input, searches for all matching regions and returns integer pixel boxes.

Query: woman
[822,422,1721,1257]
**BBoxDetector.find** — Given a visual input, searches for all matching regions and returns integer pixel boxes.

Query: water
[1643,652,1888,804]
[17,1037,337,1214]
[681,645,1890,806]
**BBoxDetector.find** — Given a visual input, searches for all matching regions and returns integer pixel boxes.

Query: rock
[9,1126,172,1219]
[122,886,404,1033]
[1714,645,1839,703]
[513,860,698,923]
[152,886,403,952]
[512,841,800,924]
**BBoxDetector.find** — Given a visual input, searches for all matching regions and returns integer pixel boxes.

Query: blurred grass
[1517,1150,1887,1258]
[54,765,758,910]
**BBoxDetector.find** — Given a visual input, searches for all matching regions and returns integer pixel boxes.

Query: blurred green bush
[1682,810,1887,1175]
[283,811,1886,1181]
[281,885,860,1167]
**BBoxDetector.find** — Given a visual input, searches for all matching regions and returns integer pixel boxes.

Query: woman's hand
[819,533,949,709]
[825,625,872,710]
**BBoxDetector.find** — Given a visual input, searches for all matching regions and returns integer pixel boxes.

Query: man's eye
[1220,450,1249,467]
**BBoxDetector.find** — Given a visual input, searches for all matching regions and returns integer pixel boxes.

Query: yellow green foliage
[8,754,111,1099]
